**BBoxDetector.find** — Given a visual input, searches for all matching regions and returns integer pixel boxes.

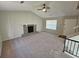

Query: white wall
[0,11,43,41]
[42,17,64,35]
[0,34,2,56]
[0,18,2,56]
[63,16,79,36]
[42,16,79,35]
[63,19,77,35]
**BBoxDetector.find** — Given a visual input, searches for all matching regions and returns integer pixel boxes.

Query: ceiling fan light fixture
[42,8,46,12]
[37,3,50,12]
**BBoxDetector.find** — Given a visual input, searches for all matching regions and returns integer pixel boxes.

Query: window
[46,20,57,30]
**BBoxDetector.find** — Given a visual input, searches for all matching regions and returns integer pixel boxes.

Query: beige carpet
[2,32,72,58]
[18,32,72,58]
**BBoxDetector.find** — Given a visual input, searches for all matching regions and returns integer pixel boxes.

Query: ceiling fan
[20,1,24,4]
[37,3,50,12]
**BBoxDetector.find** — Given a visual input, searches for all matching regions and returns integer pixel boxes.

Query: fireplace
[28,25,34,33]
[23,24,36,34]
[22,24,37,37]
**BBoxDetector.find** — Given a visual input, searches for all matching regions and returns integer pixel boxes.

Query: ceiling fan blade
[47,7,50,9]
[37,9,42,10]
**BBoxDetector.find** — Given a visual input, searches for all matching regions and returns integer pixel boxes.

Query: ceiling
[0,1,79,18]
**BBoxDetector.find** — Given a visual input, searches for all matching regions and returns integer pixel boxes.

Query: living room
[0,1,79,58]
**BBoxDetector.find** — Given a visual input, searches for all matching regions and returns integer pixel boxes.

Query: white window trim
[46,20,57,30]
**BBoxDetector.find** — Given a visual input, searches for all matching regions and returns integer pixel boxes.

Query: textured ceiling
[0,1,79,18]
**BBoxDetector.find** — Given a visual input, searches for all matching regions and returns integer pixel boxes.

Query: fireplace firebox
[28,25,34,33]
[22,24,37,37]
[23,24,36,34]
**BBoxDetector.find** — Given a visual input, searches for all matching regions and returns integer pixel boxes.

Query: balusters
[66,40,69,52]
[76,44,79,56]
[63,38,79,57]
[63,39,66,52]
[69,41,72,53]
[72,42,76,55]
